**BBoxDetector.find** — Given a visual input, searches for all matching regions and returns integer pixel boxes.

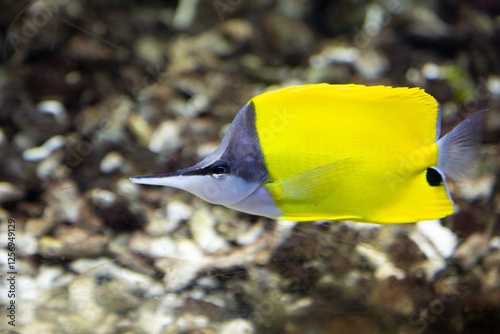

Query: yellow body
[252,84,453,223]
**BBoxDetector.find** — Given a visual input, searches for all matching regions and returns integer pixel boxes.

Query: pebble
[356,243,406,280]
[14,232,38,256]
[36,265,64,290]
[422,62,441,80]
[22,135,65,162]
[17,322,55,333]
[274,220,299,247]
[236,220,265,246]
[167,200,194,224]
[186,94,210,117]
[220,318,255,334]
[0,182,24,203]
[136,299,175,333]
[36,151,70,181]
[487,75,500,97]
[43,180,84,224]
[37,100,67,126]
[129,231,177,259]
[286,297,314,315]
[13,131,36,151]
[99,151,125,173]
[15,277,41,326]
[173,0,200,30]
[128,114,153,147]
[135,36,165,65]
[39,226,108,259]
[149,120,182,155]
[96,280,142,311]
[457,173,496,203]
[452,233,491,270]
[190,207,229,253]
[145,215,176,236]
[411,220,458,260]
[310,45,360,70]
[70,257,114,275]
[89,188,117,208]
[67,276,106,330]
[116,178,140,199]
[155,238,206,292]
[149,235,178,258]
[408,220,460,278]
[490,237,500,249]
[353,49,388,81]
[408,6,450,37]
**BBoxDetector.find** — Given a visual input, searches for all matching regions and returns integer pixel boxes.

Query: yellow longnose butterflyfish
[131,84,485,223]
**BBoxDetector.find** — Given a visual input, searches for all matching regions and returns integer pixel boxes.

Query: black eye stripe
[178,160,231,178]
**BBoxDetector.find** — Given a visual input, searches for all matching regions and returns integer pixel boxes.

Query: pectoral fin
[265,157,366,202]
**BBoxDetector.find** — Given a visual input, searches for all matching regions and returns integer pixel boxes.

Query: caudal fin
[437,110,486,180]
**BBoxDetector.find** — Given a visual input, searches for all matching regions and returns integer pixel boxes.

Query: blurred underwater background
[0,0,500,333]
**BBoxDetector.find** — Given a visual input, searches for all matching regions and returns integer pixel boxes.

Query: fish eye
[209,161,230,179]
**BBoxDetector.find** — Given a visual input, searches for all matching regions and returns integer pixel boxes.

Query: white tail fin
[437,110,486,180]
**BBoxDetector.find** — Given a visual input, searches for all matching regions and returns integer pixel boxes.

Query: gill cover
[130,103,282,218]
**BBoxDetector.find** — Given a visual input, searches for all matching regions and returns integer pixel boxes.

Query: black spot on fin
[426,168,442,186]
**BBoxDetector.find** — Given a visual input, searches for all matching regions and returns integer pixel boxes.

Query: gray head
[130,103,281,218]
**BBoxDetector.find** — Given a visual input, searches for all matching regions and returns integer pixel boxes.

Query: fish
[130,84,485,223]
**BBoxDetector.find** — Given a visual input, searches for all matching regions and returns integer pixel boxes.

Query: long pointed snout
[129,171,181,186]
[129,163,210,189]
